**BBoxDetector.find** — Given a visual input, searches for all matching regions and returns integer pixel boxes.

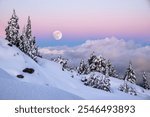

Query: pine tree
[84,74,95,86]
[55,56,62,63]
[100,57,106,74]
[110,66,118,78]
[19,26,27,52]
[119,81,137,95]
[77,59,89,74]
[30,36,39,60]
[119,82,129,93]
[101,76,111,92]
[26,16,32,41]
[88,52,96,65]
[25,16,32,57]
[124,62,136,84]
[95,56,103,72]
[88,52,97,71]
[88,52,107,73]
[62,59,68,71]
[83,74,111,92]
[86,52,117,78]
[142,72,150,90]
[107,60,118,78]
[25,16,40,61]
[5,10,20,47]
[105,61,109,78]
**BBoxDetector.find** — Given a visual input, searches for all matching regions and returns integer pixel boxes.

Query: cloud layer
[39,37,150,84]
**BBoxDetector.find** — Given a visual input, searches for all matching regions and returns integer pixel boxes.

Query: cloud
[39,37,150,84]
[39,48,64,55]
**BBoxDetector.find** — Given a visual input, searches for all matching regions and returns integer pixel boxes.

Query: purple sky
[0,0,150,46]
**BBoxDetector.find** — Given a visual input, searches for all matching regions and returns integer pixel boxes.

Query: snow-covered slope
[0,68,82,100]
[0,39,150,100]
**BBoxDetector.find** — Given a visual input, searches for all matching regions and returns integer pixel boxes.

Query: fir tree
[84,74,111,92]
[26,16,32,40]
[101,76,111,92]
[105,61,109,78]
[88,52,107,73]
[53,56,69,71]
[56,56,62,63]
[142,72,150,90]
[109,66,118,78]
[25,16,40,61]
[25,16,32,56]
[107,60,118,78]
[5,10,20,47]
[124,62,136,84]
[119,81,137,95]
[19,26,27,52]
[88,52,97,71]
[62,59,68,71]
[100,57,106,74]
[88,52,96,65]
[77,59,89,74]
[84,74,95,86]
[95,56,103,72]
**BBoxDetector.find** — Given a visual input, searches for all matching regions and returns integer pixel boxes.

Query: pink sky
[0,0,150,43]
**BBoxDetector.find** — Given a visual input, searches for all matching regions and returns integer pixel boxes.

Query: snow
[0,39,150,100]
[0,68,82,100]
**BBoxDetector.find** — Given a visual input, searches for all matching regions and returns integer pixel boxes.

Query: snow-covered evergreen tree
[5,10,20,47]
[83,74,111,92]
[25,16,40,61]
[88,52,96,65]
[95,56,106,73]
[19,26,27,52]
[77,59,89,74]
[142,72,150,90]
[61,59,68,71]
[52,56,69,71]
[25,16,33,56]
[105,61,109,78]
[52,56,61,62]
[119,82,137,95]
[84,74,95,86]
[124,62,136,84]
[109,66,118,78]
[30,36,39,60]
[86,52,118,78]
[95,56,103,72]
[101,58,106,74]
[88,52,97,71]
[107,60,118,78]
[100,76,111,92]
[88,52,107,74]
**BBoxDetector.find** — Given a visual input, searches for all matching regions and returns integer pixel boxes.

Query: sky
[0,0,150,47]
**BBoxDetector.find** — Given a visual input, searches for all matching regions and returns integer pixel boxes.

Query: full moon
[53,30,62,40]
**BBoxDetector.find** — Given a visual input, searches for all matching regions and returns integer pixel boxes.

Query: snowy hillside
[0,68,82,100]
[0,39,150,100]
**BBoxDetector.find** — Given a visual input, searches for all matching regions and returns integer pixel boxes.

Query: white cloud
[39,48,64,55]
